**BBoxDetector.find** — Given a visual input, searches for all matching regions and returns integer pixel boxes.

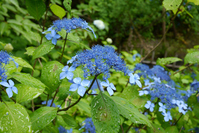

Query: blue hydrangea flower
[162,111,172,122]
[0,80,18,98]
[139,90,148,96]
[0,64,7,81]
[60,65,76,80]
[0,51,10,64]
[72,45,129,80]
[190,80,199,92]
[128,73,142,88]
[79,118,96,133]
[101,79,116,96]
[45,29,61,45]
[69,77,90,96]
[145,101,155,112]
[53,17,96,38]
[58,126,72,133]
[172,99,188,115]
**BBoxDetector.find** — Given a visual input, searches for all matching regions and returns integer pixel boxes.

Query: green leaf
[184,51,199,64]
[16,84,45,103]
[156,57,182,66]
[63,0,72,13]
[165,126,178,132]
[91,93,120,133]
[30,107,58,133]
[188,0,199,5]
[26,0,46,21]
[32,41,55,60]
[0,102,31,133]
[111,96,152,127]
[0,22,9,35]
[60,114,77,127]
[50,4,66,19]
[163,0,182,11]
[11,72,46,89]
[25,47,36,56]
[76,99,91,114]
[40,61,64,94]
[12,56,33,70]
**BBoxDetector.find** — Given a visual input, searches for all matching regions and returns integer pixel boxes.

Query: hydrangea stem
[50,87,60,107]
[60,33,68,63]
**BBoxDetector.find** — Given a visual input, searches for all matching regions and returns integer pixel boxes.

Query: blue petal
[78,86,86,97]
[60,72,67,80]
[45,34,52,40]
[52,38,57,45]
[11,87,18,94]
[8,80,14,87]
[6,87,13,98]
[66,72,73,80]
[110,83,116,90]
[62,66,69,71]
[81,80,90,87]
[69,84,78,91]
[42,101,47,104]
[73,77,81,84]
[68,66,76,71]
[136,80,142,88]
[107,87,114,96]
[0,81,10,87]
[101,81,108,87]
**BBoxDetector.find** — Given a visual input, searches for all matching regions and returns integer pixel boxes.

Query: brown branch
[140,0,185,62]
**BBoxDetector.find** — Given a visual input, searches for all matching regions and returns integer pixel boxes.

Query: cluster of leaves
[0,0,199,133]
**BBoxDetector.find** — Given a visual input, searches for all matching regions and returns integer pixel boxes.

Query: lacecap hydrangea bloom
[72,45,129,80]
[79,118,96,133]
[43,18,96,45]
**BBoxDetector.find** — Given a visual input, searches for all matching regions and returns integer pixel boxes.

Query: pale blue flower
[69,77,90,96]
[101,80,116,96]
[128,73,142,87]
[162,111,172,122]
[45,29,61,45]
[145,101,155,112]
[60,66,75,80]
[158,102,166,113]
[0,80,18,98]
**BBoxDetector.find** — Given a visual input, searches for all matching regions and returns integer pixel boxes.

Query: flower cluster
[135,63,192,121]
[58,126,72,133]
[72,45,129,80]
[43,18,96,45]
[79,118,96,133]
[0,50,18,98]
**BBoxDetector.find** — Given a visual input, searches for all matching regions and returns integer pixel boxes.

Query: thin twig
[172,64,193,76]
[60,33,68,63]
[50,87,60,107]
[58,75,98,112]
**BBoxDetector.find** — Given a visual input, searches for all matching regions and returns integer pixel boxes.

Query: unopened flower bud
[4,43,13,52]
[106,38,112,44]
[93,20,105,30]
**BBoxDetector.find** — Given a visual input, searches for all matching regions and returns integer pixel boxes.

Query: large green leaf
[156,57,182,66]
[32,41,55,60]
[111,96,152,127]
[26,0,46,21]
[91,93,120,133]
[50,4,66,19]
[16,84,45,103]
[0,102,31,133]
[11,72,46,89]
[184,51,199,64]
[25,47,36,56]
[163,0,182,11]
[40,61,64,94]
[30,107,58,133]
[12,56,33,70]
[0,22,9,35]
[188,0,199,5]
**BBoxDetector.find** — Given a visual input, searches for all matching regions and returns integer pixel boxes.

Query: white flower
[93,20,105,30]
[106,38,112,44]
